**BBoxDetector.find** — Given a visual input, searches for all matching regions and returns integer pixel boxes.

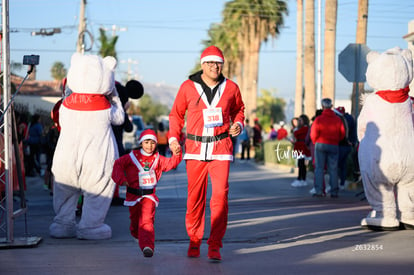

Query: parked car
[132,115,147,144]
[123,115,146,151]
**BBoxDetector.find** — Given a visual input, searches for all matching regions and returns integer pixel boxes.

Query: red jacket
[169,74,245,161]
[111,149,181,206]
[310,109,345,145]
[293,125,311,157]
[277,128,288,140]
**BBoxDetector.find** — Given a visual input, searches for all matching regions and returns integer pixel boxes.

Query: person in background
[291,114,311,187]
[112,129,182,258]
[44,122,59,194]
[307,109,323,195]
[276,122,288,140]
[253,118,263,148]
[290,117,299,134]
[268,125,278,140]
[334,106,352,190]
[310,98,345,198]
[156,122,169,156]
[239,119,253,161]
[26,114,44,177]
[168,45,245,261]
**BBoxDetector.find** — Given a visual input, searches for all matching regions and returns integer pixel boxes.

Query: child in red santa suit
[111,129,182,257]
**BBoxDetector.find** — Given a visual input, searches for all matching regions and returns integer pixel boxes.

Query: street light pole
[77,0,87,53]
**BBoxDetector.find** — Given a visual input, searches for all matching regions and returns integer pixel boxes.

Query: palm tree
[322,0,338,101]
[294,0,304,117]
[222,0,288,120]
[98,28,118,59]
[304,0,316,117]
[50,61,67,90]
[201,23,241,81]
[50,62,67,81]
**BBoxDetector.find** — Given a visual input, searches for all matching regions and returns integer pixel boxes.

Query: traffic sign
[338,43,370,82]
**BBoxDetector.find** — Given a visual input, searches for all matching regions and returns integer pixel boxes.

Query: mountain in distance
[140,82,178,109]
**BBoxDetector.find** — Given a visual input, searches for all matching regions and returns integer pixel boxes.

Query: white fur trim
[200,55,224,64]
[139,134,157,144]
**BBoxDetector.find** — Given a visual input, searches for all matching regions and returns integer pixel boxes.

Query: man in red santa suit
[169,45,245,261]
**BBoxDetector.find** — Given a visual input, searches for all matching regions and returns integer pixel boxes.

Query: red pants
[129,197,156,251]
[185,159,230,248]
[113,185,120,198]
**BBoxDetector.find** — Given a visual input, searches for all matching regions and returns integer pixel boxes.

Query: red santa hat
[200,46,224,64]
[335,106,345,115]
[138,129,158,144]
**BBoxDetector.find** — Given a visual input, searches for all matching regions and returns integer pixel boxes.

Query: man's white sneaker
[291,180,303,187]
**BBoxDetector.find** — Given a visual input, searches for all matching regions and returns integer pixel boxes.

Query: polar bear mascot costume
[50,53,125,239]
[358,47,414,231]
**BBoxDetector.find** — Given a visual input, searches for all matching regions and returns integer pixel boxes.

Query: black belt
[127,187,154,196]
[187,132,229,143]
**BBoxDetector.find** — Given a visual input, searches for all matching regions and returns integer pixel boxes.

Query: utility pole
[351,0,368,118]
[120,59,138,81]
[76,0,87,53]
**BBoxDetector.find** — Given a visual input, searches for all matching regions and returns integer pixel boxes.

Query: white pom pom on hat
[138,129,158,144]
[200,45,224,64]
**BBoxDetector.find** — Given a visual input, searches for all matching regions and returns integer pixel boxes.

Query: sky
[5,0,414,102]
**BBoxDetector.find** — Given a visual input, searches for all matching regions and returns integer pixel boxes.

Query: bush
[263,140,296,167]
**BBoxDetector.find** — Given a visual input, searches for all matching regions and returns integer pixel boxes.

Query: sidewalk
[1,160,413,275]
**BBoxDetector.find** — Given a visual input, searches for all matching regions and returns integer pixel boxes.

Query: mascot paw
[399,218,414,230]
[49,222,77,238]
[77,224,112,240]
[360,217,400,231]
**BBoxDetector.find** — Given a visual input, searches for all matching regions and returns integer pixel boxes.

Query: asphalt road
[1,160,413,275]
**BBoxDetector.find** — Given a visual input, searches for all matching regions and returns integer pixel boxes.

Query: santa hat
[335,106,345,115]
[138,129,158,144]
[200,46,224,64]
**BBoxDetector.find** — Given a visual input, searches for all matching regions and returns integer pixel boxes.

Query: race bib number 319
[139,171,157,189]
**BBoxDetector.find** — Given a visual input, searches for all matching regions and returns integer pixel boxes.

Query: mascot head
[366,47,413,92]
[66,53,117,95]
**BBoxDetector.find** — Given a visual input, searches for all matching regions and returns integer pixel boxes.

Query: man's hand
[229,123,241,136]
[169,140,181,155]
[121,181,129,187]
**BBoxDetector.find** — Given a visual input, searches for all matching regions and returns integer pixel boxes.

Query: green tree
[50,61,67,81]
[255,89,286,130]
[222,0,288,120]
[98,28,118,59]
[198,22,241,81]
[132,94,170,127]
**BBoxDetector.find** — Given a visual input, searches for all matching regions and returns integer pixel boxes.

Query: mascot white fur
[358,47,414,231]
[50,53,124,239]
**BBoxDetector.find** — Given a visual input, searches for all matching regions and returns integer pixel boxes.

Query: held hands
[169,140,181,156]
[229,123,241,136]
[121,181,129,187]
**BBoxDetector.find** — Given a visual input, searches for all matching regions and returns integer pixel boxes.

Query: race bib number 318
[203,107,223,128]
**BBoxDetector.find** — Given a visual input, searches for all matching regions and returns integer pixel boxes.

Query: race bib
[139,170,157,189]
[203,107,223,128]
